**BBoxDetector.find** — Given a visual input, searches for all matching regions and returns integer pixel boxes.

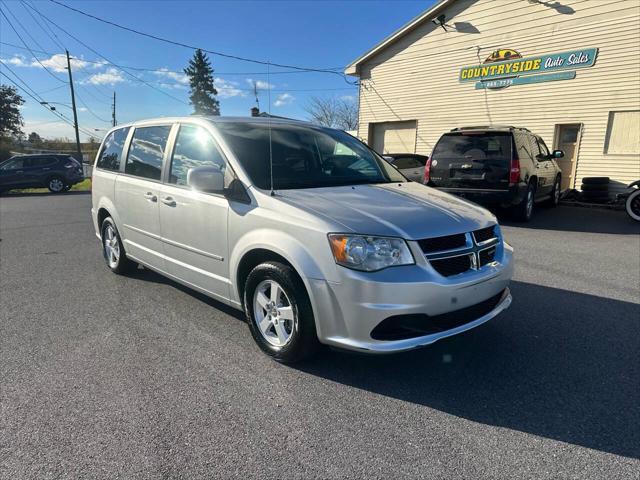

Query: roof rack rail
[450,126,531,132]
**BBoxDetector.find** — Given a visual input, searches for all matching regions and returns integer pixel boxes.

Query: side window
[537,137,550,158]
[393,156,423,169]
[528,135,544,160]
[0,158,24,170]
[125,125,171,181]
[29,157,56,168]
[97,127,130,171]
[515,133,534,161]
[169,125,227,186]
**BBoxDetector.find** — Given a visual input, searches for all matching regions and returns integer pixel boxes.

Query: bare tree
[304,96,358,130]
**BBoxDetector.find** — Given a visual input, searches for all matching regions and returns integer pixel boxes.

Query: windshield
[215,122,406,189]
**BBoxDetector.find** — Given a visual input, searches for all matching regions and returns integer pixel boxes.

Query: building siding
[355,0,640,191]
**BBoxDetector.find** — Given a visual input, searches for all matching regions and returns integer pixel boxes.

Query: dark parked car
[425,126,564,221]
[0,154,84,193]
[383,153,429,182]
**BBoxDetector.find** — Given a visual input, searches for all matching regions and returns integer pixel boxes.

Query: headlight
[328,234,414,271]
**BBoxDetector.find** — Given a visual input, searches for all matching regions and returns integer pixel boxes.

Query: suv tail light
[423,157,432,184]
[509,157,520,186]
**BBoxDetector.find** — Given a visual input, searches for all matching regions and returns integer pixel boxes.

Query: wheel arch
[229,229,332,307]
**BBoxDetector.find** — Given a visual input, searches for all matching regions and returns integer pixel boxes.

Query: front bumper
[308,240,514,353]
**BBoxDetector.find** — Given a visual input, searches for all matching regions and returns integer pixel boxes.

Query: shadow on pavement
[295,280,640,459]
[0,191,90,198]
[498,205,640,235]
[127,267,245,321]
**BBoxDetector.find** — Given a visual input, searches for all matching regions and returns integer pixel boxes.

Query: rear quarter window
[96,127,130,171]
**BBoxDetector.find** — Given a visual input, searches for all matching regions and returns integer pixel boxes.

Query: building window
[604,111,640,155]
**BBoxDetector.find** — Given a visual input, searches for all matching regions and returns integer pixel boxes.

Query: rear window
[96,127,130,172]
[432,132,512,161]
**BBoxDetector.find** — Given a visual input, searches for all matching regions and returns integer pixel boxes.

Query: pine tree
[184,49,220,116]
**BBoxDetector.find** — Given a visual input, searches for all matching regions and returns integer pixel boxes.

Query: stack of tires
[581,177,610,203]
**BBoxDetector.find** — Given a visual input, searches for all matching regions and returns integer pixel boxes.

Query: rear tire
[244,261,320,363]
[512,182,535,221]
[101,217,137,274]
[47,176,66,193]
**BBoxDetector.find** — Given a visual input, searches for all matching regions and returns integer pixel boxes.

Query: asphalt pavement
[1,192,639,479]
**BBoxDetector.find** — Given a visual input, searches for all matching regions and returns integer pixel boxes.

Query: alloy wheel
[253,279,296,347]
[49,178,64,192]
[103,224,120,268]
[554,178,561,204]
[526,189,534,218]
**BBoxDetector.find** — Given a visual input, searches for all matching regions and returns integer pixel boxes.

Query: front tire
[625,189,640,222]
[101,217,137,274]
[244,261,320,363]
[544,175,561,207]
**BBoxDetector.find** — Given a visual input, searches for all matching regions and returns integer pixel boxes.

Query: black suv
[0,154,84,193]
[425,126,564,221]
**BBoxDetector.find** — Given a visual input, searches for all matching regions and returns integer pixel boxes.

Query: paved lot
[1,193,639,479]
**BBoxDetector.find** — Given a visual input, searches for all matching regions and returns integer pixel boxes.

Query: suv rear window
[432,132,512,162]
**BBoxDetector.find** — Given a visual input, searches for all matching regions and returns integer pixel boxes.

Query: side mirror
[187,166,224,193]
[552,150,564,159]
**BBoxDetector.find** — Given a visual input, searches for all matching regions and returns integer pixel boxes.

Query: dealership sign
[459,48,598,89]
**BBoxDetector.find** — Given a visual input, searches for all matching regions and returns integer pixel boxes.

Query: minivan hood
[276,182,495,240]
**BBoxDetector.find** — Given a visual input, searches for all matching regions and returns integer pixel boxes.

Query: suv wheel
[544,175,561,207]
[513,182,535,222]
[101,217,137,274]
[244,261,320,363]
[47,176,66,193]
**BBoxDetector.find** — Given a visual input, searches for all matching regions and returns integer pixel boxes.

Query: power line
[0,63,97,138]
[48,0,350,79]
[0,41,344,76]
[0,5,67,84]
[20,0,66,52]
[75,90,111,123]
[19,0,114,102]
[22,3,191,107]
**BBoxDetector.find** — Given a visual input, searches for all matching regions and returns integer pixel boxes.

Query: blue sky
[0,0,433,140]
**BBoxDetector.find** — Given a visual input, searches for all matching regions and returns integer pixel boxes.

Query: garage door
[370,121,417,154]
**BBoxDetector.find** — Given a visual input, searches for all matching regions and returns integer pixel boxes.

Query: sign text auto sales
[459,48,598,89]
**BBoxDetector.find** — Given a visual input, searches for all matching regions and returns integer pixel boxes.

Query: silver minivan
[91,116,513,363]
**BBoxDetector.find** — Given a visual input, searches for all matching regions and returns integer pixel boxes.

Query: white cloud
[2,55,28,67]
[78,107,88,112]
[85,67,125,85]
[274,93,294,107]
[153,67,189,85]
[340,95,356,102]
[2,53,92,72]
[215,77,246,98]
[246,78,274,90]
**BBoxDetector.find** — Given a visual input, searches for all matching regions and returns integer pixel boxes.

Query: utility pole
[112,91,117,127]
[65,49,82,163]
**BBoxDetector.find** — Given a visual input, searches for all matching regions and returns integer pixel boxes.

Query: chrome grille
[420,225,500,277]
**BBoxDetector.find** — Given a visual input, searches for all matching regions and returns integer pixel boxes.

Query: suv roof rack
[450,126,531,132]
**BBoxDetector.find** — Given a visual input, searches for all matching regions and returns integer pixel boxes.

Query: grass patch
[6,178,91,194]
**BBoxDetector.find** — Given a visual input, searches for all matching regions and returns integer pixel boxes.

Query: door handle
[161,196,176,207]
[16,170,23,174]
[143,192,157,202]
[43,168,50,171]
